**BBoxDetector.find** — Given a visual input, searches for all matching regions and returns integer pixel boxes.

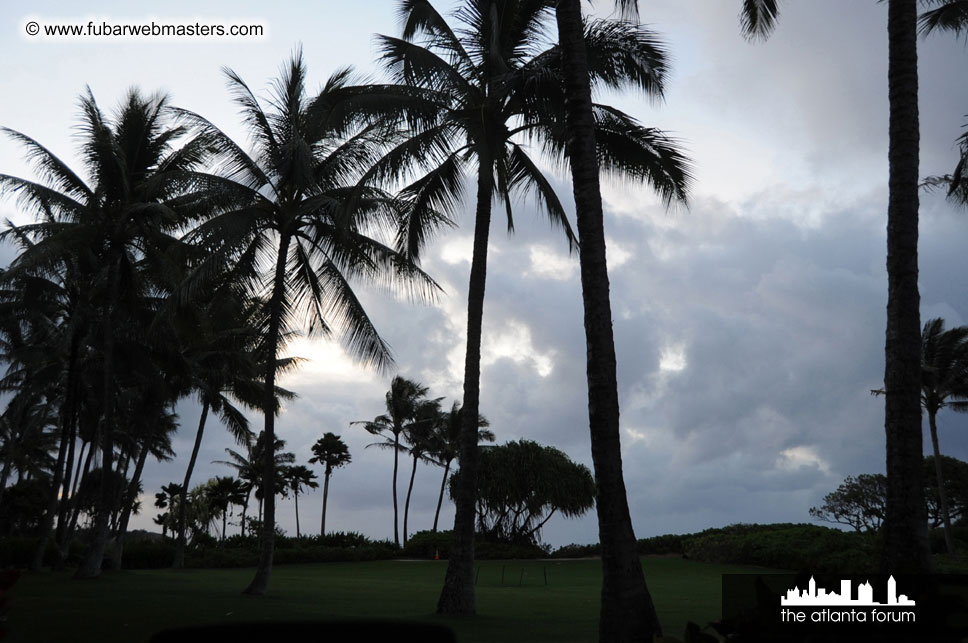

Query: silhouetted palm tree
[356,375,430,546]
[428,402,493,533]
[920,318,968,553]
[0,88,211,579]
[174,50,438,594]
[309,432,352,537]
[550,0,768,638]
[371,0,690,616]
[282,465,318,538]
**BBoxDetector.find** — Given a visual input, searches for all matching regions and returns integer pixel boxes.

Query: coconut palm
[920,318,968,553]
[0,88,211,578]
[154,482,183,539]
[309,432,352,537]
[205,475,246,542]
[400,398,444,547]
[169,287,295,568]
[428,402,493,533]
[281,465,318,538]
[355,375,431,546]
[548,0,775,638]
[173,50,438,594]
[369,0,690,616]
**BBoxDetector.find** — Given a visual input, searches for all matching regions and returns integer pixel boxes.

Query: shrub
[403,531,453,559]
[120,540,175,569]
[550,543,600,558]
[637,533,686,556]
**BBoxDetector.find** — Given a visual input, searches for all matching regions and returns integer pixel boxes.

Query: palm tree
[281,465,318,538]
[920,318,968,553]
[0,88,211,579]
[428,402,493,533]
[355,375,430,546]
[309,432,352,537]
[154,482,183,539]
[174,51,438,594]
[169,288,291,568]
[205,475,244,542]
[401,398,443,547]
[549,0,774,639]
[371,0,690,616]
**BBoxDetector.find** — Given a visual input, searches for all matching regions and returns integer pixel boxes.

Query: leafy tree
[924,455,968,528]
[205,476,246,543]
[809,474,888,533]
[920,318,968,552]
[371,0,689,617]
[174,51,436,594]
[428,402,493,533]
[281,465,318,538]
[811,458,968,535]
[309,432,352,537]
[450,440,595,545]
[356,376,431,546]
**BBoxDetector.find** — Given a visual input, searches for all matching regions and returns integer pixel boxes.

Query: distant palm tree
[920,318,968,553]
[154,482,183,539]
[309,432,352,537]
[371,0,690,616]
[355,375,430,546]
[401,398,443,547]
[174,50,437,594]
[429,402,493,533]
[282,465,318,538]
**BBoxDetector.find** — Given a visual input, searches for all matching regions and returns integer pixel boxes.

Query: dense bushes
[552,523,880,573]
[403,530,549,560]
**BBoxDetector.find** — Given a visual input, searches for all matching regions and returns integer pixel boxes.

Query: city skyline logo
[781,575,915,607]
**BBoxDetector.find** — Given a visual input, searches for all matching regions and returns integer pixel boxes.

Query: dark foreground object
[151,620,457,643]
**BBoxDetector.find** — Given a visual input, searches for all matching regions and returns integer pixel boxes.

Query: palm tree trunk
[58,435,94,568]
[928,410,955,553]
[392,431,401,547]
[31,337,79,571]
[432,462,451,533]
[244,231,293,596]
[76,265,121,580]
[882,0,931,574]
[174,399,211,569]
[295,490,301,539]
[321,470,331,537]
[553,1,661,639]
[109,442,150,570]
[403,454,419,548]
[437,150,493,616]
[241,487,251,538]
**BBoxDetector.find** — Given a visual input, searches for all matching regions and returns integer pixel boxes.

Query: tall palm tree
[371,0,689,616]
[281,464,318,538]
[920,318,968,553]
[881,0,932,574]
[355,375,430,546]
[174,51,438,594]
[401,398,443,547]
[428,402,493,533]
[0,88,211,579]
[309,432,352,537]
[550,0,773,639]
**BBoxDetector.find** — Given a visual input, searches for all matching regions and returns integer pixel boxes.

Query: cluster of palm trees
[355,375,493,548]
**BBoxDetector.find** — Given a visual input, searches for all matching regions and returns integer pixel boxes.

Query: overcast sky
[2,0,967,547]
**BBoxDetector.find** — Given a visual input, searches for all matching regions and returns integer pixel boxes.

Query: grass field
[6,557,778,642]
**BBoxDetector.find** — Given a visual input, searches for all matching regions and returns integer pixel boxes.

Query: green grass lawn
[6,557,776,642]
